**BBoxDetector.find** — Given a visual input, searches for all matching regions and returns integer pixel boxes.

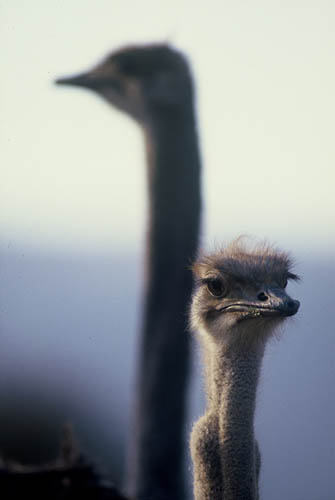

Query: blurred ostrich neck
[130,98,201,499]
[144,105,200,260]
[205,339,265,499]
[141,105,201,316]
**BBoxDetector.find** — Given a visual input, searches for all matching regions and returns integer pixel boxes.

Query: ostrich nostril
[257,292,268,302]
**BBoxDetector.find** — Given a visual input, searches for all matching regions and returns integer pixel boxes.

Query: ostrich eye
[207,278,226,298]
[282,278,288,288]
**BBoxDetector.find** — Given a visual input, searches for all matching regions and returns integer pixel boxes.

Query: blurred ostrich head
[56,43,193,124]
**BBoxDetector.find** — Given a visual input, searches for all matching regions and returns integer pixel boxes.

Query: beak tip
[54,78,65,85]
[54,73,93,88]
[285,299,300,316]
[294,299,300,313]
[54,76,74,86]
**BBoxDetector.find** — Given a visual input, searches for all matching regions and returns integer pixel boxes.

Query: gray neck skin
[206,340,264,500]
[127,103,201,500]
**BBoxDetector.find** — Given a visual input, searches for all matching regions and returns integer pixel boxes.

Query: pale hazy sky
[1,1,334,256]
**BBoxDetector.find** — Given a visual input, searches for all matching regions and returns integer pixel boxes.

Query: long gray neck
[206,340,264,500]
[127,101,201,500]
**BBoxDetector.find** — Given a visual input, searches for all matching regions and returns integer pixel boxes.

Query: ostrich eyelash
[287,272,301,282]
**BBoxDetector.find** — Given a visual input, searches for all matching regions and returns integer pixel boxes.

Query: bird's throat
[207,344,264,500]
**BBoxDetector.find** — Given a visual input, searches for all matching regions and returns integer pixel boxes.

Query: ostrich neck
[128,103,201,500]
[207,341,264,410]
[140,105,202,357]
[144,107,201,276]
[206,340,265,500]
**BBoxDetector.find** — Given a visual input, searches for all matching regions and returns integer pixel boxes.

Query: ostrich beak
[55,72,100,89]
[55,70,123,96]
[217,289,300,318]
[263,289,300,317]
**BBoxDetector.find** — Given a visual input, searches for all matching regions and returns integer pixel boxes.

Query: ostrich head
[191,239,300,349]
[56,43,193,124]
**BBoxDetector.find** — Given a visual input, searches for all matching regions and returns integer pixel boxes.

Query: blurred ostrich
[190,239,300,500]
[56,44,201,500]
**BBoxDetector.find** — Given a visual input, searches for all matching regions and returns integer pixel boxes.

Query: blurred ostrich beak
[55,72,99,89]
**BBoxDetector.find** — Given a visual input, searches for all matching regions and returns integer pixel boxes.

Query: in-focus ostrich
[190,238,300,500]
[56,44,201,500]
